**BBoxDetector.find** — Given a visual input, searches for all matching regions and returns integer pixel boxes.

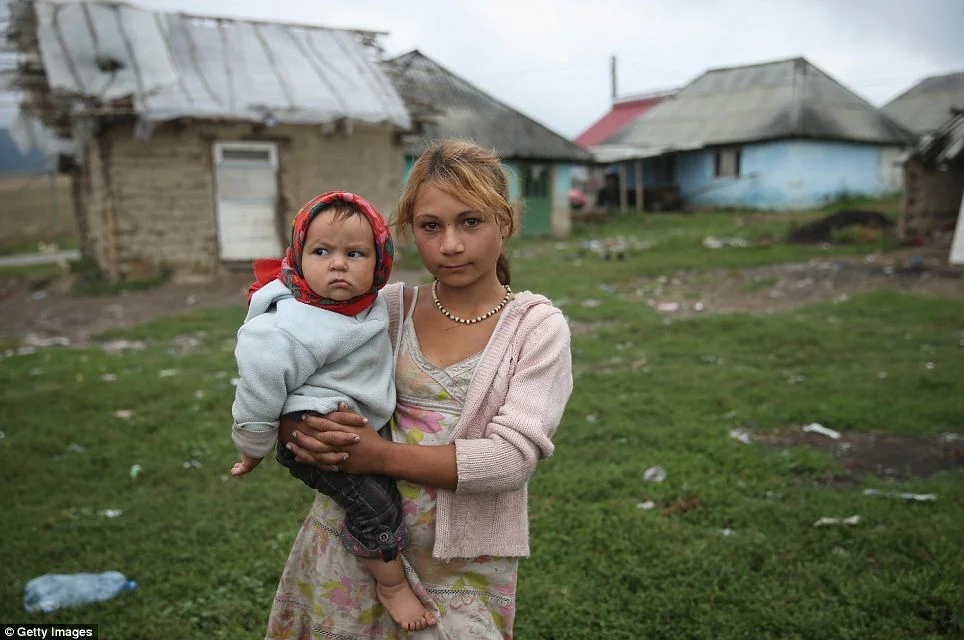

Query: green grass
[1,208,962,639]
[0,262,68,281]
[507,209,900,302]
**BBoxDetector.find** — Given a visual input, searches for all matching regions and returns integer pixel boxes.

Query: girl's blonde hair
[395,139,514,285]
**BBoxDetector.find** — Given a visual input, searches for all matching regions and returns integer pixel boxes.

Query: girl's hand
[279,403,369,471]
[332,419,391,476]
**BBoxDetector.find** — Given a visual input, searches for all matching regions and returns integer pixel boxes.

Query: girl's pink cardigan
[382,282,573,559]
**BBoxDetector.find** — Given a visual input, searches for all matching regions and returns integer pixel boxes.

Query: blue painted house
[592,57,913,211]
[387,51,591,237]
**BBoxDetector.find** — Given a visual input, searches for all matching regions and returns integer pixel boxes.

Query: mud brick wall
[77,120,404,279]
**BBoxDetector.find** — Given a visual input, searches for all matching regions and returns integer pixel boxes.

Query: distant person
[230,191,435,632]
[264,140,573,639]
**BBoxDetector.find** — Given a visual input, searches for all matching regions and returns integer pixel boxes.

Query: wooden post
[70,162,89,257]
[617,162,627,213]
[634,158,644,215]
[98,135,120,281]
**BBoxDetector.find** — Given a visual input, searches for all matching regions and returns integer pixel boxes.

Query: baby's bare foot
[375,582,437,631]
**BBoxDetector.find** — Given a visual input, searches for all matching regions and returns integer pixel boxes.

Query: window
[714,147,741,178]
[653,155,676,184]
[220,147,273,165]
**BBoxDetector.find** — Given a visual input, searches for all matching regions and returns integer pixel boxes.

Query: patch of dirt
[620,248,964,317]
[0,268,428,346]
[758,428,964,480]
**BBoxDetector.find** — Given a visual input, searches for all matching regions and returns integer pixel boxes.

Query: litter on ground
[863,489,936,502]
[643,465,667,483]
[802,423,841,439]
[814,515,861,527]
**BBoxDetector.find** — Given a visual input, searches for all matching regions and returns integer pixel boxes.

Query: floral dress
[265,290,518,639]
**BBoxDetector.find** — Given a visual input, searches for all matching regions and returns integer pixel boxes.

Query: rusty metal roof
[17,0,409,127]
[599,57,911,155]
[387,50,591,162]
[882,72,964,135]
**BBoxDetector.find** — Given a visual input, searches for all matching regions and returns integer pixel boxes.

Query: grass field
[1,204,962,639]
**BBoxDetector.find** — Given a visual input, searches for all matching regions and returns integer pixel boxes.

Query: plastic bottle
[23,571,137,612]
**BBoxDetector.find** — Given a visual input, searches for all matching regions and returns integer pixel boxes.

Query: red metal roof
[575,94,669,149]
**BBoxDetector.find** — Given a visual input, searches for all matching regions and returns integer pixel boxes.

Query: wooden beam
[617,163,627,213]
[634,158,644,214]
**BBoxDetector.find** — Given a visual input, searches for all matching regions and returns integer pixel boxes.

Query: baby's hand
[231,454,262,477]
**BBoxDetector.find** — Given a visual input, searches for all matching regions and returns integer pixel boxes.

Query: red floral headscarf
[247,192,394,316]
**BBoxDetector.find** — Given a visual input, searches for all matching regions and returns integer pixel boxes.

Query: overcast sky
[3,0,963,136]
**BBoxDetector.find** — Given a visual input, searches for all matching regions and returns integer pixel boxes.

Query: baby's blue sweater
[231,279,396,459]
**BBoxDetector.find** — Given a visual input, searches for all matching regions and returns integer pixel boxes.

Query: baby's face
[301,212,376,300]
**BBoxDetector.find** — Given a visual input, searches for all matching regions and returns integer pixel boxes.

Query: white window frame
[713,147,742,179]
[213,141,279,170]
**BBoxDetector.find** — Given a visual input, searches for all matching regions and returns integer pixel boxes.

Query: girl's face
[411,185,506,288]
[301,212,376,300]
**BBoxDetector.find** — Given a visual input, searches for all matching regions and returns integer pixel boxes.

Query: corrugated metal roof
[29,0,410,127]
[882,72,964,135]
[600,57,911,155]
[387,51,591,162]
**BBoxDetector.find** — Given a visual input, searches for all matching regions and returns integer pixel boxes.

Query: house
[592,57,913,211]
[882,72,964,136]
[386,50,591,238]
[7,0,410,279]
[900,111,964,245]
[574,90,674,210]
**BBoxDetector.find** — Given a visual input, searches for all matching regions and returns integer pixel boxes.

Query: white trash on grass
[863,489,936,502]
[814,515,860,527]
[802,423,841,439]
[643,466,667,483]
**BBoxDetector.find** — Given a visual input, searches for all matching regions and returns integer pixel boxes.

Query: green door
[520,162,551,237]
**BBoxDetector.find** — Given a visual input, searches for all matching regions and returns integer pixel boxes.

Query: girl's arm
[451,311,572,494]
[283,409,458,489]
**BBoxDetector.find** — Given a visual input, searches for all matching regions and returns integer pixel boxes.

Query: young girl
[230,191,435,632]
[265,141,573,639]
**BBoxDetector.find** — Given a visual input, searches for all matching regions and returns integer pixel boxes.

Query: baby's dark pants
[275,413,405,562]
